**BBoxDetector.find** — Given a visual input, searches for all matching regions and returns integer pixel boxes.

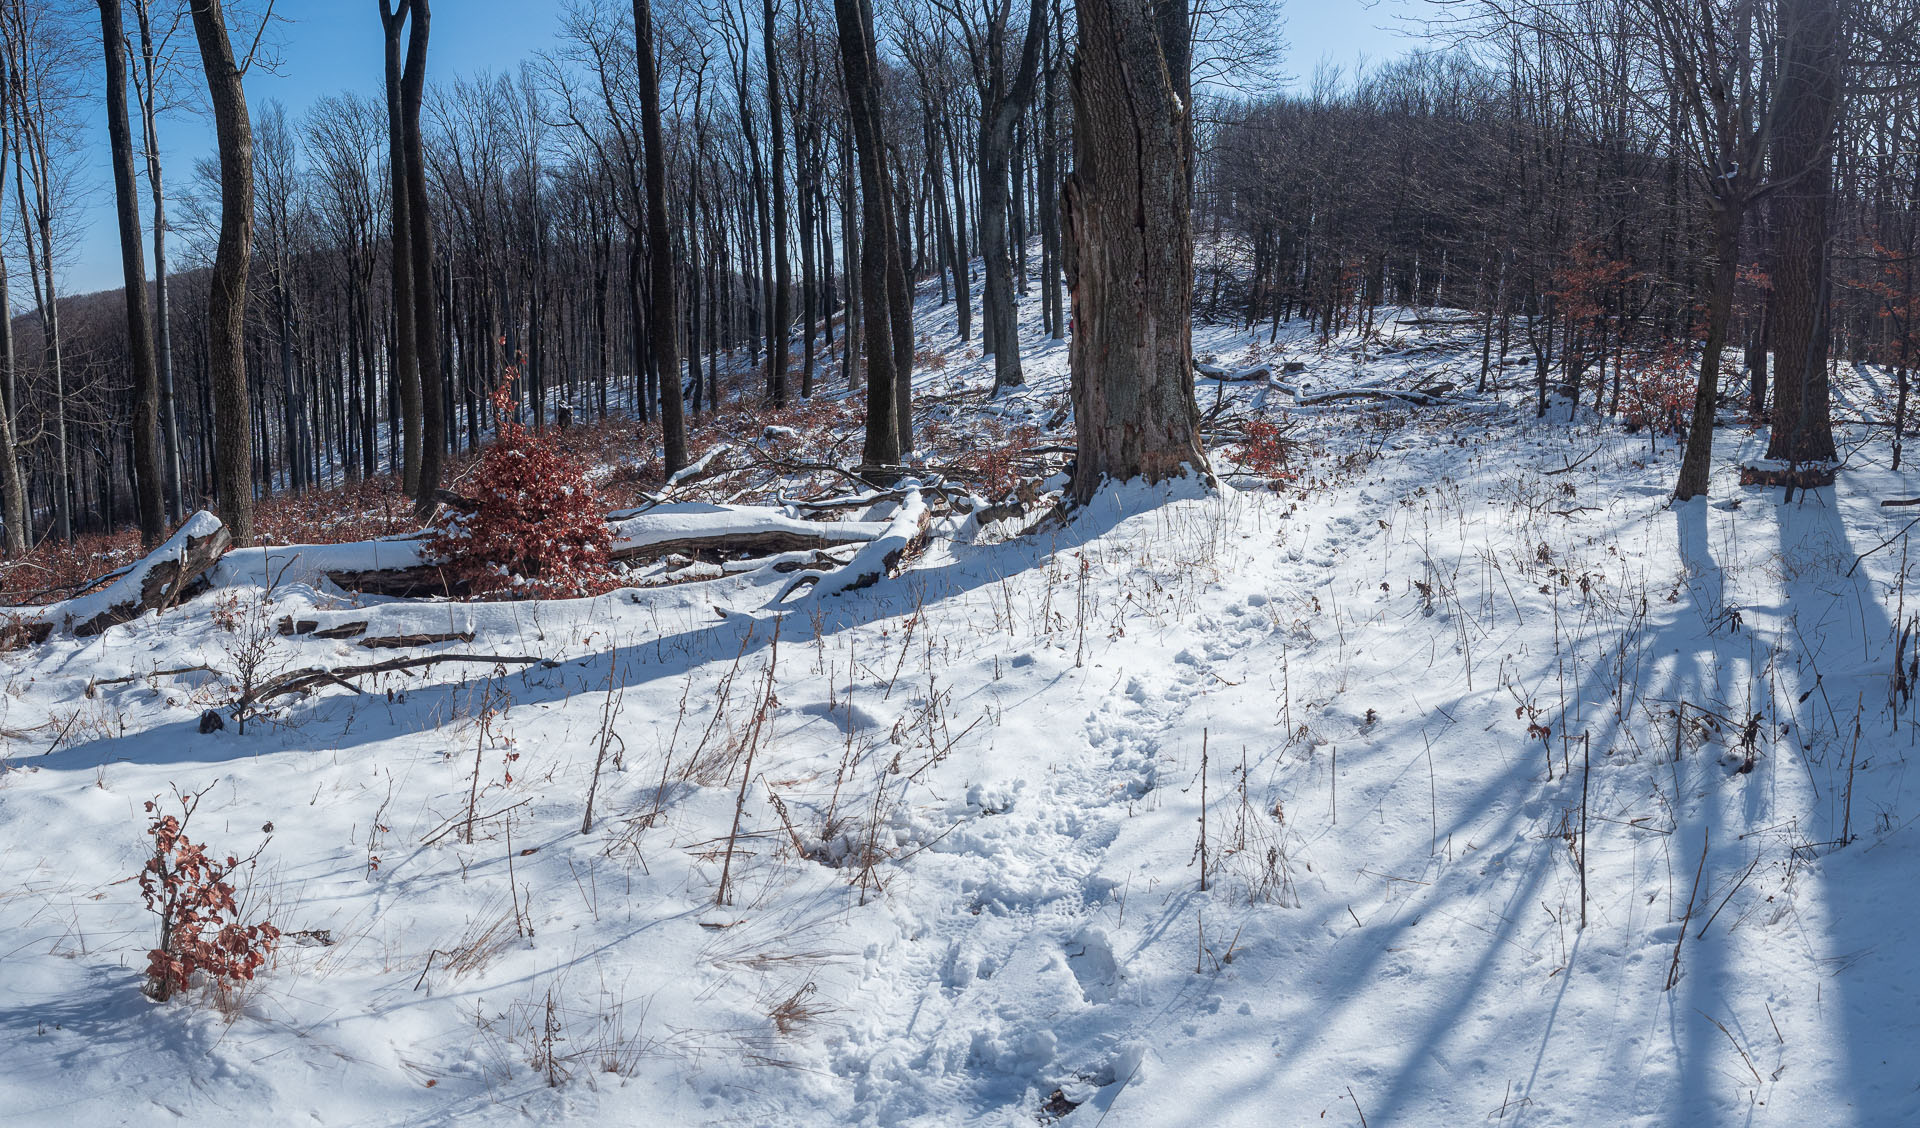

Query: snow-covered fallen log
[771,487,930,604]
[238,652,553,709]
[218,535,439,596]
[213,504,894,598]
[606,504,889,564]
[1193,360,1301,395]
[4,510,231,645]
[1292,384,1458,407]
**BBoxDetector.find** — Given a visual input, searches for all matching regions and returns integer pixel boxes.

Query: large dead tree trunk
[1063,0,1209,505]
[188,0,256,546]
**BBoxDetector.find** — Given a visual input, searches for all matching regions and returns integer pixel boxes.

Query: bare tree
[835,0,900,469]
[187,0,258,545]
[400,0,443,512]
[6,0,79,543]
[380,0,421,492]
[760,0,792,404]
[99,0,166,544]
[0,27,24,556]
[636,0,688,471]
[940,0,1047,392]
[130,0,187,522]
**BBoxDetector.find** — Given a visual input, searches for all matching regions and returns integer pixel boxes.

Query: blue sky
[61,0,1434,295]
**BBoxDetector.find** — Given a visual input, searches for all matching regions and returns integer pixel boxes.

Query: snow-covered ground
[4,292,1919,1127]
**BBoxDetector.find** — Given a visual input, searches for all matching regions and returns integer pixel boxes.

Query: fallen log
[1738,464,1837,490]
[238,505,891,598]
[4,511,231,645]
[1196,362,1276,383]
[1294,385,1453,407]
[324,563,455,599]
[239,652,554,708]
[279,616,370,639]
[614,528,871,564]
[359,631,476,649]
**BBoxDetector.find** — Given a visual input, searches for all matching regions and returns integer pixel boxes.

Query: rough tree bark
[1063,0,1210,505]
[1764,0,1840,466]
[188,0,256,546]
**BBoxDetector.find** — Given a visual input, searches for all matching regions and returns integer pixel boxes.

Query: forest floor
[3,287,1919,1127]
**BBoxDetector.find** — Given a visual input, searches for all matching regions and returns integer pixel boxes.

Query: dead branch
[772,488,931,604]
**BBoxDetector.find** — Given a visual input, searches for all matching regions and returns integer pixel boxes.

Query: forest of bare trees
[0,0,1906,555]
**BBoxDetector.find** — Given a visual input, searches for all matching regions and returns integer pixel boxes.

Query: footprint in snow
[1066,925,1121,1004]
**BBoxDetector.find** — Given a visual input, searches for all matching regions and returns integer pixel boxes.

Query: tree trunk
[834,0,898,468]
[401,0,444,511]
[380,0,421,494]
[0,75,24,555]
[101,0,165,545]
[635,0,687,473]
[1064,0,1208,505]
[188,0,256,546]
[762,0,793,404]
[1764,0,1840,466]
[1674,206,1741,500]
[943,111,973,341]
[978,0,1048,393]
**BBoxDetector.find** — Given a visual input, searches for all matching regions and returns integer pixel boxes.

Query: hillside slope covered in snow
[3,302,1918,1127]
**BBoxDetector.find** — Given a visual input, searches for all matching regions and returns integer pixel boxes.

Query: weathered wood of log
[1738,464,1838,490]
[4,511,231,646]
[323,564,456,599]
[359,631,476,649]
[278,616,371,639]
[279,617,476,649]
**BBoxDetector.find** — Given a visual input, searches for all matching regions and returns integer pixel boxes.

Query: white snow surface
[4,301,1919,1127]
